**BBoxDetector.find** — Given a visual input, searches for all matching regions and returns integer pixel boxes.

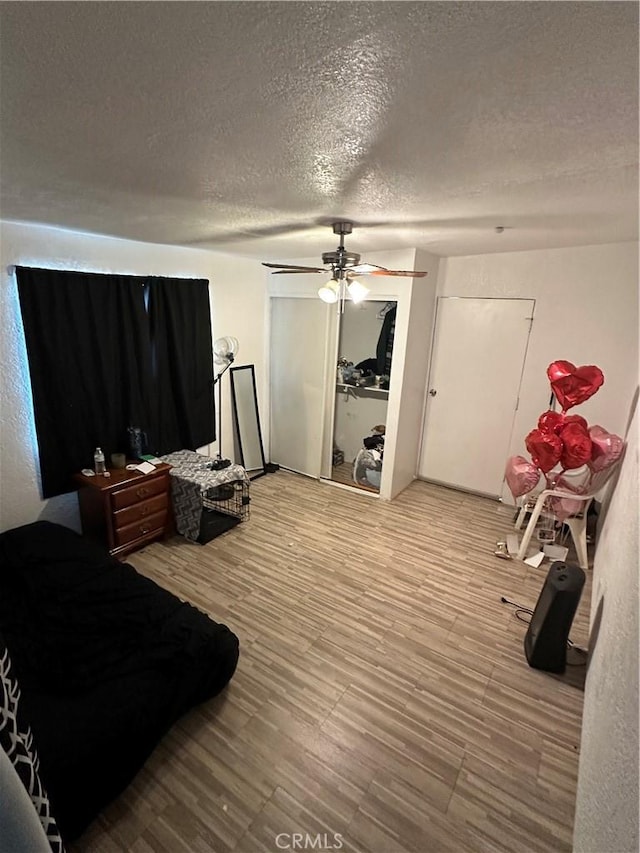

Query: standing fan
[211,336,239,470]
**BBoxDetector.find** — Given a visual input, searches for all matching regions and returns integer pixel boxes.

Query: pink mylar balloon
[505,455,540,499]
[559,421,593,470]
[588,425,625,473]
[547,361,605,412]
[525,428,562,473]
[548,482,585,522]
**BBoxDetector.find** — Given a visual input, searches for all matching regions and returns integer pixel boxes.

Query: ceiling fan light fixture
[346,279,369,304]
[318,279,340,303]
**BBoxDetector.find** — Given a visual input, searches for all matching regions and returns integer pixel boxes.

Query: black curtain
[147,277,215,455]
[16,268,214,499]
[16,268,153,498]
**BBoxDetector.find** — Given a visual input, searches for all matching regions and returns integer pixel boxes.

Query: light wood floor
[71,471,591,853]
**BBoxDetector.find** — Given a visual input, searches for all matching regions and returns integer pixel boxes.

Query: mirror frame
[230,364,267,480]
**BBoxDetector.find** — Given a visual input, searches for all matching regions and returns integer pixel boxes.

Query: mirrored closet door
[329,300,397,493]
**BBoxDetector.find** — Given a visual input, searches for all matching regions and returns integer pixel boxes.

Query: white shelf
[336,383,389,398]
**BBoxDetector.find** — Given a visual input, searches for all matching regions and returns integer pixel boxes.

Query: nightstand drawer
[113,493,168,530]
[114,510,168,548]
[111,475,168,510]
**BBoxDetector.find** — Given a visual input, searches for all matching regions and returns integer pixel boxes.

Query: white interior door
[419,297,534,496]
[270,297,329,478]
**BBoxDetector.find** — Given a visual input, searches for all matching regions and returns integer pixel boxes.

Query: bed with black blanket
[0,520,239,844]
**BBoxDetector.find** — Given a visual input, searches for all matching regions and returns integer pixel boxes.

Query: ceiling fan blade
[348,263,387,273]
[269,269,327,275]
[350,268,428,278]
[262,262,326,273]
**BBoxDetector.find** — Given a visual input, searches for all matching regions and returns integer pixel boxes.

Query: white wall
[573,392,639,853]
[437,242,638,501]
[203,251,269,466]
[0,220,267,533]
[390,248,440,498]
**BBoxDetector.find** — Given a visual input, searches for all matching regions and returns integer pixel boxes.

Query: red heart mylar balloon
[538,411,589,435]
[505,455,541,499]
[547,361,604,411]
[588,425,625,473]
[559,421,593,470]
[525,428,562,473]
[538,411,565,434]
[563,414,589,430]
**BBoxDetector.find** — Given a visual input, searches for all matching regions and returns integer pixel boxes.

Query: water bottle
[93,447,106,475]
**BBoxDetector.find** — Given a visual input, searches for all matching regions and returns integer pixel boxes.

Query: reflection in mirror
[230,365,266,479]
[331,300,396,493]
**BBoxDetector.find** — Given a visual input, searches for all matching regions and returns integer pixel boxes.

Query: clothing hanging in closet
[376,305,396,377]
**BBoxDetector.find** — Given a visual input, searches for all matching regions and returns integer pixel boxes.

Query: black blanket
[0,521,239,841]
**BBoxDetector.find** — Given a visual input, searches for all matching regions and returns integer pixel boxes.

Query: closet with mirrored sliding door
[267,248,440,501]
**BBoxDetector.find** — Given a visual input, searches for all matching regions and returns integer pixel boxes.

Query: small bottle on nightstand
[93,447,106,475]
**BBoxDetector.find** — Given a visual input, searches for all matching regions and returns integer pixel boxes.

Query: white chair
[515,462,622,569]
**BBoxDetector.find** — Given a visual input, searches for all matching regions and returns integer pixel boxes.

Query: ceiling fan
[262,221,427,303]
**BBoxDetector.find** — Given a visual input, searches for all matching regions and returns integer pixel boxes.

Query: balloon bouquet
[504,361,624,544]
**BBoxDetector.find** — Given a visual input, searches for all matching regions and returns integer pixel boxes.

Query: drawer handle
[136,487,150,498]
[139,506,150,516]
[139,525,151,535]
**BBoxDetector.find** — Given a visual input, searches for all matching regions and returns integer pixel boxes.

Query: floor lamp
[211,336,239,470]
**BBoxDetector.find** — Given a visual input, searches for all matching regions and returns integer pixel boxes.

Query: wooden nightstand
[75,462,172,558]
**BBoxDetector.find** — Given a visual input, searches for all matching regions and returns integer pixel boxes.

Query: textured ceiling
[0,1,638,260]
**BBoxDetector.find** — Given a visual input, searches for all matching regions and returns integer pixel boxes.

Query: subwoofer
[524,561,586,673]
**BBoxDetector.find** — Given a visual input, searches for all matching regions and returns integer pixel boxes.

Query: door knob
[429,389,437,397]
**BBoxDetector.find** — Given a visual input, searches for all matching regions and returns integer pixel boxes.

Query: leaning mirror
[230,364,267,480]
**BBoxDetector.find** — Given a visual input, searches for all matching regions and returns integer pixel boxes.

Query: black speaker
[524,561,586,673]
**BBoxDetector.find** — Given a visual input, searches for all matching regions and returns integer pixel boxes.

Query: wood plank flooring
[70,472,591,853]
